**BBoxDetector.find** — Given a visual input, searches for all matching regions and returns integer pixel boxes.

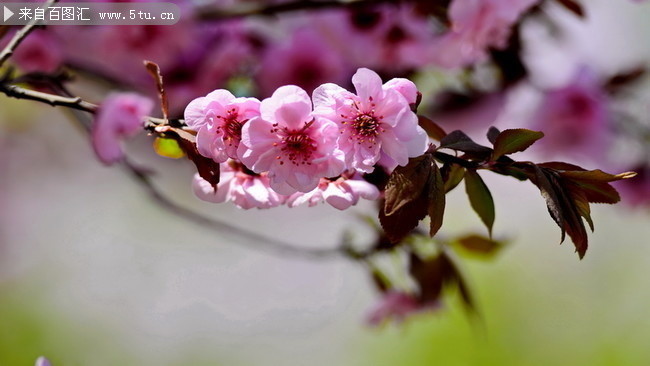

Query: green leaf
[153,137,185,159]
[464,169,495,236]
[491,128,544,160]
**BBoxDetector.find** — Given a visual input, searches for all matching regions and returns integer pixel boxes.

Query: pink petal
[384,78,419,105]
[184,96,209,129]
[261,85,312,130]
[352,68,384,103]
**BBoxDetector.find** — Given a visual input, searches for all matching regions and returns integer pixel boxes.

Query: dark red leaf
[440,130,493,156]
[487,126,500,145]
[491,128,544,160]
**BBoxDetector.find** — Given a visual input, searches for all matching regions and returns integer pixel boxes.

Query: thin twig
[196,0,397,21]
[0,83,97,112]
[0,0,59,68]
[1,82,363,260]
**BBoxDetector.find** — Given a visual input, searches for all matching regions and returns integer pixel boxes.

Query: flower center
[280,131,316,166]
[353,114,380,137]
[216,108,244,146]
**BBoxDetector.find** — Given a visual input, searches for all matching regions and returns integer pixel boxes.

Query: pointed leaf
[440,130,493,155]
[144,60,169,120]
[528,165,589,258]
[464,169,495,236]
[491,128,544,160]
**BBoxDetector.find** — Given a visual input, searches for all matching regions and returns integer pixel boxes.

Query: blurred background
[2,0,650,365]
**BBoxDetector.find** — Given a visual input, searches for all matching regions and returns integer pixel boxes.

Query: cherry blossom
[192,161,285,209]
[313,68,428,173]
[429,0,538,68]
[91,92,153,165]
[286,174,380,210]
[185,89,261,163]
[531,67,611,160]
[238,85,346,194]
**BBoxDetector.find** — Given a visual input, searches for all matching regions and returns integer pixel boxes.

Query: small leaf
[144,60,169,120]
[153,137,185,159]
[464,169,495,236]
[487,126,500,145]
[440,130,493,155]
[491,128,544,160]
[418,115,447,141]
[454,234,504,257]
[555,0,585,17]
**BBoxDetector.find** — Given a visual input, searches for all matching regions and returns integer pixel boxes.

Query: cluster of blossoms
[185,68,429,210]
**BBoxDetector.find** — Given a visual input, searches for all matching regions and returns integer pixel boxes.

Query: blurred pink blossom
[8,30,62,73]
[286,174,379,210]
[430,0,538,68]
[531,67,611,160]
[256,28,351,97]
[192,162,285,209]
[185,89,260,163]
[91,92,153,165]
[313,68,428,173]
[238,85,346,194]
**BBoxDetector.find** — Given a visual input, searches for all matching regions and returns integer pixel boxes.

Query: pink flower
[238,85,346,194]
[192,161,285,209]
[185,89,260,163]
[531,67,611,160]
[313,68,428,173]
[366,291,434,326]
[91,92,153,165]
[287,174,380,210]
[429,0,538,68]
[8,30,62,73]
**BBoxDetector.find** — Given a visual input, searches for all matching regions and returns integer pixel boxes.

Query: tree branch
[0,0,59,68]
[1,82,364,261]
[196,0,397,21]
